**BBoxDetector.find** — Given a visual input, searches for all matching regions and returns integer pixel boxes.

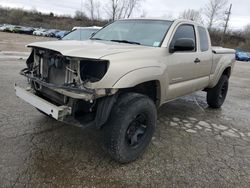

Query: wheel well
[119,81,161,107]
[222,67,231,78]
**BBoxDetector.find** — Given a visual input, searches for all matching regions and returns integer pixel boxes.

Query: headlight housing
[80,60,109,83]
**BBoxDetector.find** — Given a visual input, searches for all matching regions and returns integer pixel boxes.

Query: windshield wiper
[91,37,103,41]
[111,39,141,45]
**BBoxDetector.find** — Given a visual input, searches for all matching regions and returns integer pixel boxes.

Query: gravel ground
[0,33,250,187]
[0,32,54,52]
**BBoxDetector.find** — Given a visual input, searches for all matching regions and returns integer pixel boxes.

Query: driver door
[166,24,200,100]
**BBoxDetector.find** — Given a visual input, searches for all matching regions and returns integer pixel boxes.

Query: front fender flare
[112,66,164,88]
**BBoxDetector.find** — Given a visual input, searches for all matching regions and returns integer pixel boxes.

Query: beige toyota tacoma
[15,19,235,163]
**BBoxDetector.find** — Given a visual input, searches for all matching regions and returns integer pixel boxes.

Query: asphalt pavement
[1,53,250,187]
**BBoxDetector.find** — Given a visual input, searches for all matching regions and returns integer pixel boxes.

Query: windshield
[63,29,99,41]
[92,20,173,47]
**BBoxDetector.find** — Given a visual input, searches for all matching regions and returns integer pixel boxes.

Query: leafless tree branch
[204,0,228,30]
[107,0,143,20]
[179,9,204,24]
[85,0,101,20]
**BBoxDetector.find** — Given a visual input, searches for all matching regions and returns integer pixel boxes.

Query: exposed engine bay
[21,48,117,100]
[18,48,118,128]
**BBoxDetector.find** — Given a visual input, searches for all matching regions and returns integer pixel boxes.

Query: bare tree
[204,0,228,30]
[179,9,203,24]
[244,24,250,38]
[85,0,101,20]
[239,24,250,51]
[74,10,87,20]
[125,0,142,18]
[140,10,147,18]
[96,1,101,20]
[109,0,119,20]
[85,0,95,20]
[107,0,143,20]
[221,4,232,44]
[162,13,174,20]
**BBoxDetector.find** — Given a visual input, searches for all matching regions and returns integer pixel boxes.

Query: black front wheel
[103,93,157,163]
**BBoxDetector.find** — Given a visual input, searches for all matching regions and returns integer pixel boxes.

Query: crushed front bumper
[15,85,71,120]
[19,68,118,101]
[20,68,96,101]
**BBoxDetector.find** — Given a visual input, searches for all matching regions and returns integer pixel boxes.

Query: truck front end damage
[16,48,118,128]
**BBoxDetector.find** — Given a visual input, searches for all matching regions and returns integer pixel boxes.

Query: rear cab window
[198,26,209,52]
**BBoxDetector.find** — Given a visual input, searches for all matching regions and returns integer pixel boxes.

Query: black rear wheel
[207,75,229,108]
[103,93,157,163]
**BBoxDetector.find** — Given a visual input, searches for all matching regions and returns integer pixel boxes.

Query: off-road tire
[103,93,157,163]
[207,75,229,108]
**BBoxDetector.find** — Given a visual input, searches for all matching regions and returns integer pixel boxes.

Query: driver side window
[170,24,197,52]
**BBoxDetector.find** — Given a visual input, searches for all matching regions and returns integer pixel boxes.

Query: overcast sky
[0,0,249,30]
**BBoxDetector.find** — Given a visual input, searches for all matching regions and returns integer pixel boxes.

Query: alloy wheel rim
[125,113,148,147]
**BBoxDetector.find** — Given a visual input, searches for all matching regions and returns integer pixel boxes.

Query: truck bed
[212,46,235,54]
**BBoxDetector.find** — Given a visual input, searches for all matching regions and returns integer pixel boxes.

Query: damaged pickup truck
[15,19,235,163]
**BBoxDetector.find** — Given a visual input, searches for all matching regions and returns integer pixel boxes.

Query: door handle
[194,58,201,63]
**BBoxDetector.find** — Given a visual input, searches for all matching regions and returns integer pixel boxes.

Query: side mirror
[169,38,195,53]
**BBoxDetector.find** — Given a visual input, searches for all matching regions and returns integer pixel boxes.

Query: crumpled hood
[27,40,149,59]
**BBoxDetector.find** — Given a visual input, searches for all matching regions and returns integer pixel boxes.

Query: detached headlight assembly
[80,60,109,83]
